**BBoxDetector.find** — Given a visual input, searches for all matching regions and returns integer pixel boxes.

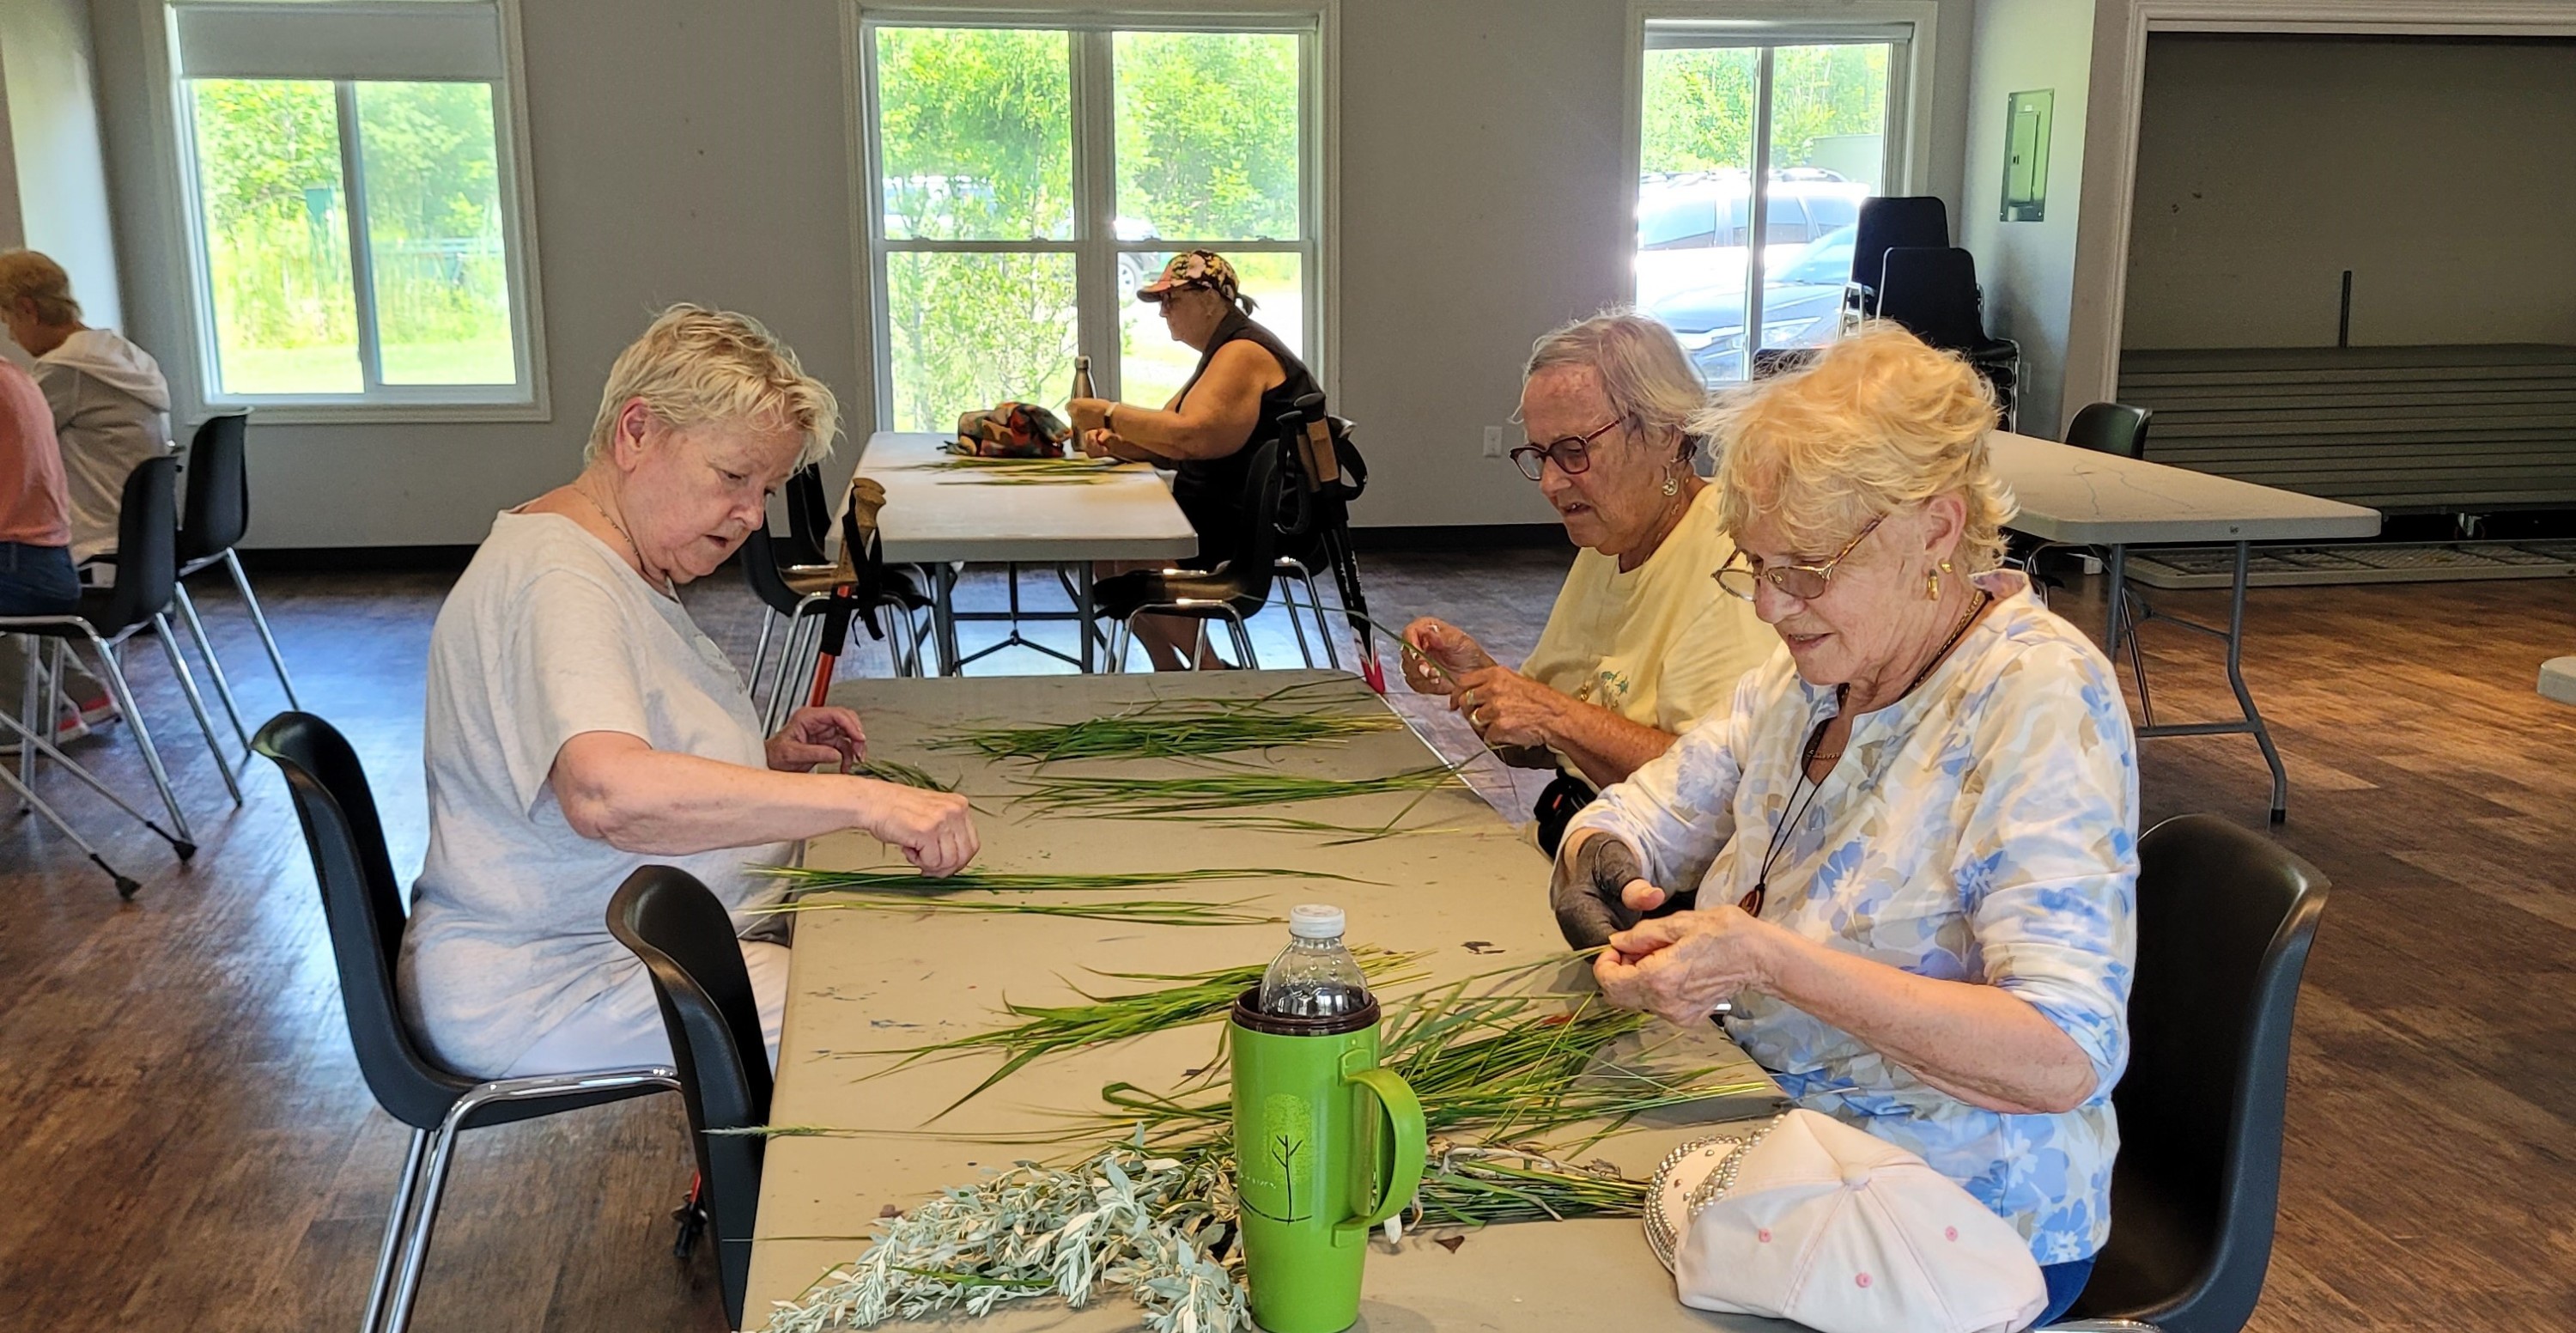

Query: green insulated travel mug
[1229,988,1426,1333]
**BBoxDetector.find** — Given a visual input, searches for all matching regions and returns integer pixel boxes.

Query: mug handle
[1335,1067,1427,1245]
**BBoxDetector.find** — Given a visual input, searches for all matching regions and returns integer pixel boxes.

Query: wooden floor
[3,553,2572,1331]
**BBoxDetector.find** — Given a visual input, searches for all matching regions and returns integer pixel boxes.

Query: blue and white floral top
[1566,571,2138,1264]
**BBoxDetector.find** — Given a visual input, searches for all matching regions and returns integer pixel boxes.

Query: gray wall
[1958,0,2092,437]
[2122,33,2576,350]
[0,0,122,332]
[85,0,1975,548]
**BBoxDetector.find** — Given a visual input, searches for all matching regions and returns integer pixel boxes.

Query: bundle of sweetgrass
[754,865,1364,897]
[934,682,1398,764]
[855,950,1430,1116]
[750,897,1276,927]
[925,456,1123,472]
[854,758,956,792]
[1077,988,1770,1153]
[1010,764,1460,819]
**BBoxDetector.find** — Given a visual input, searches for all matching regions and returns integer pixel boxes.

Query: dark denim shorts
[0,540,80,618]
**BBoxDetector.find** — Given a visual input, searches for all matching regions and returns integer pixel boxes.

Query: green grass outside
[215,338,517,396]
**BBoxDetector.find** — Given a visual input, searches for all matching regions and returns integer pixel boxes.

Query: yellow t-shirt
[1519,484,1776,771]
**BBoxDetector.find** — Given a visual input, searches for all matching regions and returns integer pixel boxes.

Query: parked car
[1633,173,1869,317]
[1647,225,1856,383]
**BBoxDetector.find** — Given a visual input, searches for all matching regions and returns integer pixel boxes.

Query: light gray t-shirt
[398,510,793,1078]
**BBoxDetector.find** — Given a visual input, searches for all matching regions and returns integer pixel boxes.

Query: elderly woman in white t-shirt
[1400,312,1771,854]
[400,305,977,1080]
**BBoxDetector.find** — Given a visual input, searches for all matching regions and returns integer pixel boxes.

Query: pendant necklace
[1738,587,1990,919]
[574,483,677,599]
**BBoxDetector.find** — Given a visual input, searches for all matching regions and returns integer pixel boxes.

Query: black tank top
[1167,309,1323,557]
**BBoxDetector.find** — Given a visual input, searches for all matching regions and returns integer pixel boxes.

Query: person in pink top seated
[0,356,81,751]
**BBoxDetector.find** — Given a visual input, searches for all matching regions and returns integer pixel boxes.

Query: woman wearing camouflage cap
[1067,249,1323,670]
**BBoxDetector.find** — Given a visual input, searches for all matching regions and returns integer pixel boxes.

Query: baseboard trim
[1349,523,1566,552]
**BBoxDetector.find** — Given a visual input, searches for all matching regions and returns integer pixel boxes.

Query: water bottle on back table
[1230,905,1426,1333]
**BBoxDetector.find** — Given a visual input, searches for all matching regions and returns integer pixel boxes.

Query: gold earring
[1926,567,1941,600]
[1661,469,1680,497]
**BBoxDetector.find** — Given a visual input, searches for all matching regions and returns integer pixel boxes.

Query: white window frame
[151,0,550,423]
[846,1,1337,429]
[1622,1,1939,362]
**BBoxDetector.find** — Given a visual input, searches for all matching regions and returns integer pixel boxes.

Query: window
[1634,18,1914,386]
[861,18,1321,432]
[167,2,543,411]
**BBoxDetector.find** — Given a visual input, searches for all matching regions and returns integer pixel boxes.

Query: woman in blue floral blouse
[1556,323,2138,1324]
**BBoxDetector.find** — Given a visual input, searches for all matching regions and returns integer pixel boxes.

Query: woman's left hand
[1067,397,1111,435]
[769,706,867,773]
[1450,666,1563,750]
[1595,906,1777,1026]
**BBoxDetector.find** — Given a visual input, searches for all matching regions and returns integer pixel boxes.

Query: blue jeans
[2034,1256,2095,1327]
[0,540,78,617]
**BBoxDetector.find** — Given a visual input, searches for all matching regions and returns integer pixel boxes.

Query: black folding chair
[1876,246,2021,429]
[606,866,774,1330]
[252,712,681,1333]
[3,455,237,856]
[1093,440,1287,671]
[2055,814,2330,1333]
[170,411,300,752]
[1842,195,1950,321]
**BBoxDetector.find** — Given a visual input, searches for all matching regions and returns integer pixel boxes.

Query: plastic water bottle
[1258,904,1371,1018]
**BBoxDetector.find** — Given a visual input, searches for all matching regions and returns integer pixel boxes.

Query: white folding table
[858,431,1200,674]
[747,671,1792,1333]
[1989,430,2381,823]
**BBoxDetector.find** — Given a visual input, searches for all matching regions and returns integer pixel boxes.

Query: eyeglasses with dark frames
[1712,516,1884,602]
[1508,417,1625,482]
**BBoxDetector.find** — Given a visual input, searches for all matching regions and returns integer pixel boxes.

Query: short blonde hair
[1524,310,1709,463]
[0,250,81,325]
[1702,321,2014,571]
[588,304,840,467]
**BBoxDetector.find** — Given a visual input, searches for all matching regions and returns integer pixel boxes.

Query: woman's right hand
[858,782,978,875]
[1399,617,1496,695]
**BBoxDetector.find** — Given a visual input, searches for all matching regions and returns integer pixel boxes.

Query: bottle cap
[1288,904,1346,940]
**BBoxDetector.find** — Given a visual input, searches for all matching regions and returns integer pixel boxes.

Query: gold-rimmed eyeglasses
[1713,517,1883,602]
[1508,417,1625,482]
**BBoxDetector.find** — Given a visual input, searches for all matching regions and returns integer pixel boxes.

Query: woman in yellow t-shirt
[1402,313,1771,853]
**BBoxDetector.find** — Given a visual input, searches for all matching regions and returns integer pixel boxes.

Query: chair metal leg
[173,581,252,752]
[2121,593,2154,728]
[0,699,190,856]
[1279,575,1316,668]
[15,634,35,794]
[361,1129,433,1333]
[1225,613,1258,671]
[0,739,141,896]
[1108,618,1133,673]
[88,631,195,850]
[154,614,242,805]
[748,608,778,706]
[223,549,301,709]
[379,1119,464,1333]
[1301,569,1340,670]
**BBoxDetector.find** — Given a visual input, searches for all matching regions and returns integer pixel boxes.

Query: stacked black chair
[252,712,681,1333]
[1877,246,2020,429]
[2,455,238,853]
[2055,814,2329,1333]
[1092,439,1286,671]
[606,866,774,1330]
[1843,195,1950,320]
[169,412,300,752]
